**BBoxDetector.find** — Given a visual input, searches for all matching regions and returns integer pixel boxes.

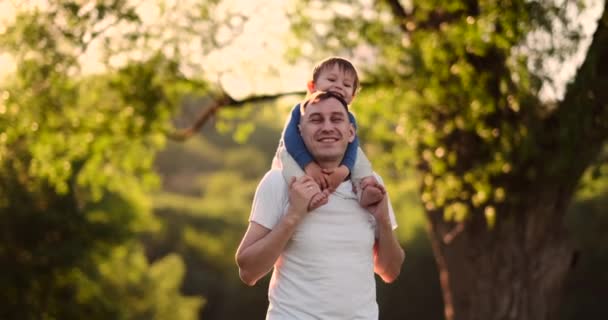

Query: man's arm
[235,212,303,286]
[235,176,319,286]
[371,196,405,283]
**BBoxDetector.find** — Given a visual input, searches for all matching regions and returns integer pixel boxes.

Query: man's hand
[288,176,322,214]
[304,162,328,190]
[366,194,391,226]
[322,165,350,192]
[360,176,385,194]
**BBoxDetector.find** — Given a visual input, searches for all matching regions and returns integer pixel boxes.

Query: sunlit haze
[0,0,604,102]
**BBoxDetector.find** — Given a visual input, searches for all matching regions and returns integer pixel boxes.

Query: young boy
[273,57,385,210]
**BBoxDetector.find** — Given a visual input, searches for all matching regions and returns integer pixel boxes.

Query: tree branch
[167,90,304,141]
[542,3,608,179]
[382,0,479,34]
[558,4,608,139]
[382,0,409,34]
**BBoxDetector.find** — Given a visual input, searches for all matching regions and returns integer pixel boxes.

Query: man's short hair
[299,91,349,116]
[312,57,360,95]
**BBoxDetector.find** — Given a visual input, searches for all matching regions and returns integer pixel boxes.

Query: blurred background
[0,0,607,319]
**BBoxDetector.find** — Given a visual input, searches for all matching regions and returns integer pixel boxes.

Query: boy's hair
[312,57,360,95]
[300,91,349,116]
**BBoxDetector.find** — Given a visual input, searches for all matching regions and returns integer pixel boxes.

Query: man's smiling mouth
[318,137,339,142]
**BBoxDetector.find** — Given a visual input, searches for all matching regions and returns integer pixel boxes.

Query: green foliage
[146,108,282,319]
[291,0,606,227]
[576,145,608,200]
[0,1,213,318]
[89,244,203,320]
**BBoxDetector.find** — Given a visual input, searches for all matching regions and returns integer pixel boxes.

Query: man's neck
[317,160,341,170]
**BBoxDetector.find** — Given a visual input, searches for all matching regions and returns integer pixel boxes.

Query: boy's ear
[307,81,315,93]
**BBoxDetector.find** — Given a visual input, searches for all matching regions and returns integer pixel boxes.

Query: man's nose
[320,119,335,131]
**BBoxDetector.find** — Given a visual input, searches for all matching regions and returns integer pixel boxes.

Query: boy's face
[309,64,356,104]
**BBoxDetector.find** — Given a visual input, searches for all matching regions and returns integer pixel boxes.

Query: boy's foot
[360,185,384,209]
[308,190,329,211]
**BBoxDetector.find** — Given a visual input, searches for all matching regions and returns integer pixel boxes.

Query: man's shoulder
[259,169,288,189]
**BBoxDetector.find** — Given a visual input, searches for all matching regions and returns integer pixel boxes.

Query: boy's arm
[284,104,314,169]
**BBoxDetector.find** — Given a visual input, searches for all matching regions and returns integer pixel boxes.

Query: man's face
[310,64,356,104]
[299,97,355,165]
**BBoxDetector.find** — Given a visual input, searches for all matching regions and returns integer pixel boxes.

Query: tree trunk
[427,191,575,320]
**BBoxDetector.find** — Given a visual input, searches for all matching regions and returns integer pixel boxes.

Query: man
[236,91,405,319]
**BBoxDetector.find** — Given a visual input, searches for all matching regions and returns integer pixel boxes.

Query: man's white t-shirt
[249,170,398,320]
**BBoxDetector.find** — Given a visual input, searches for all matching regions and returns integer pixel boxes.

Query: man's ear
[347,123,355,143]
[307,81,315,93]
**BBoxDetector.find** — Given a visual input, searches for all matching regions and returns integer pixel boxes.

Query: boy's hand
[304,162,328,190]
[322,165,350,192]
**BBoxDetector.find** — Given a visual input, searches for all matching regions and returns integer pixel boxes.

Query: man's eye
[344,83,352,87]
[331,117,344,122]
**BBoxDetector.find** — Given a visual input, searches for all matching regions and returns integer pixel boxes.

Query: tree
[4,0,606,319]
[0,1,214,318]
[288,0,608,319]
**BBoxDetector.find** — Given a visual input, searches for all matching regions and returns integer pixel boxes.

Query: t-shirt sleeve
[249,170,289,230]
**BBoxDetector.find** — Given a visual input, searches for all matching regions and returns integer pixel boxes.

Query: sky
[534,0,604,100]
[0,0,309,100]
[0,0,604,102]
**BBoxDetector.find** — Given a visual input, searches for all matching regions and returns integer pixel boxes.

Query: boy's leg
[350,147,386,207]
[309,189,330,211]
[358,176,386,208]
